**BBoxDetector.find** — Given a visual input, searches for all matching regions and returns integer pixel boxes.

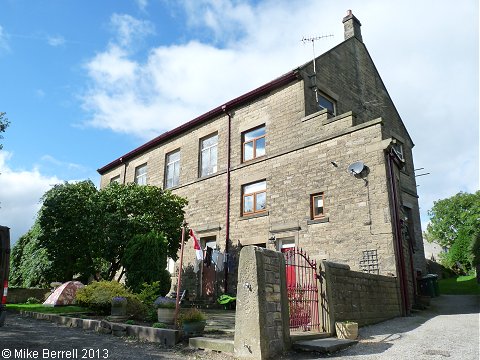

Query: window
[110,175,120,184]
[200,133,218,177]
[242,180,266,215]
[165,150,180,188]
[134,164,147,185]
[310,193,325,219]
[318,93,335,115]
[242,125,265,162]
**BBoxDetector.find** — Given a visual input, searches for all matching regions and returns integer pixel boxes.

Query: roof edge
[98,70,300,175]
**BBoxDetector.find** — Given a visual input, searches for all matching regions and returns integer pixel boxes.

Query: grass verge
[6,304,91,314]
[438,275,480,295]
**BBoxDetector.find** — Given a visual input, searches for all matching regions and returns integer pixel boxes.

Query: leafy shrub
[137,282,162,305]
[125,320,135,325]
[123,231,172,294]
[75,280,146,319]
[26,297,41,304]
[152,322,166,328]
[177,308,206,324]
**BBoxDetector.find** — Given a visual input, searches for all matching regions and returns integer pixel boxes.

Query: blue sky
[0,0,478,244]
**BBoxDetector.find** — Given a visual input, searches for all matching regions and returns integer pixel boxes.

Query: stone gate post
[234,245,290,359]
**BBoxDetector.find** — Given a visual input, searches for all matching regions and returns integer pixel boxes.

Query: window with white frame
[165,150,180,188]
[200,133,218,177]
[134,164,147,185]
[242,180,266,216]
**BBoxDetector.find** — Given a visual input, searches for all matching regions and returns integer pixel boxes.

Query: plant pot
[157,307,176,324]
[335,321,358,340]
[182,320,206,337]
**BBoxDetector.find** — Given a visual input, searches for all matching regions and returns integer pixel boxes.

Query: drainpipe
[222,105,232,293]
[386,149,410,316]
[121,158,127,185]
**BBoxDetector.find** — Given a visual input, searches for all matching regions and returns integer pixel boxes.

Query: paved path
[279,295,480,359]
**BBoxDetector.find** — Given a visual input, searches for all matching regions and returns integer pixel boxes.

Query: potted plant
[335,321,358,340]
[178,308,207,337]
[111,296,128,317]
[154,297,176,324]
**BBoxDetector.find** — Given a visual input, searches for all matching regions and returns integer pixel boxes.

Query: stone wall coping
[322,111,354,126]
[323,261,351,270]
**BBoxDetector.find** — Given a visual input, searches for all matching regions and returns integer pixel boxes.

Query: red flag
[190,229,203,260]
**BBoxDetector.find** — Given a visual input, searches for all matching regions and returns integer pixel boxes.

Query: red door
[282,247,296,288]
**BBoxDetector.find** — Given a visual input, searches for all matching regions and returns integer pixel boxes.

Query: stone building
[98,11,426,315]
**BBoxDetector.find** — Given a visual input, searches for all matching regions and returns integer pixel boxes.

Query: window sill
[239,211,269,221]
[307,217,329,225]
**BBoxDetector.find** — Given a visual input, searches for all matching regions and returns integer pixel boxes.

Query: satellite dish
[347,161,365,176]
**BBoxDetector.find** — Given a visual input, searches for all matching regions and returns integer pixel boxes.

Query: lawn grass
[6,303,91,314]
[438,275,480,295]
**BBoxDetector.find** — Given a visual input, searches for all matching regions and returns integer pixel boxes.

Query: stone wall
[322,261,401,327]
[8,288,50,304]
[234,246,290,359]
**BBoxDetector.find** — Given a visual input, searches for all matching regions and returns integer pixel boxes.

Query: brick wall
[322,261,401,327]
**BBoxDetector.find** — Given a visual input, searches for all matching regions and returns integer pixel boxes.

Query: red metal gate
[283,248,324,332]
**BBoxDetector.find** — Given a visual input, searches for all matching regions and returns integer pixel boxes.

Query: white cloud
[0,25,10,54]
[81,0,479,227]
[135,0,148,12]
[47,35,65,47]
[110,13,154,48]
[0,151,62,245]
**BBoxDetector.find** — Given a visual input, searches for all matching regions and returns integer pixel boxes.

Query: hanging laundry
[193,258,202,273]
[204,247,213,267]
[216,252,224,272]
[212,249,219,267]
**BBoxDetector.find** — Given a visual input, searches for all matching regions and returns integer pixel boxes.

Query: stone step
[292,337,358,354]
[189,337,234,353]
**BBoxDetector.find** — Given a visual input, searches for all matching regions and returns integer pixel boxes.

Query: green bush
[152,322,166,328]
[26,297,41,304]
[75,280,147,319]
[177,308,206,324]
[125,320,135,325]
[137,281,162,305]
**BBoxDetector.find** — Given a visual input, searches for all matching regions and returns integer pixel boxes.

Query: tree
[122,231,172,294]
[97,183,187,281]
[9,222,52,288]
[425,191,480,272]
[0,112,9,150]
[37,180,102,283]
[13,181,187,287]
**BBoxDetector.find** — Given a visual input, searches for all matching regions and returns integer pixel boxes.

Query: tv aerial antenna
[301,34,334,103]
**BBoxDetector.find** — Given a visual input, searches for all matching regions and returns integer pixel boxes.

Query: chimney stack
[342,10,362,42]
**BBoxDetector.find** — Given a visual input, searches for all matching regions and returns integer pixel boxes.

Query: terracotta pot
[157,307,175,324]
[335,321,358,340]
